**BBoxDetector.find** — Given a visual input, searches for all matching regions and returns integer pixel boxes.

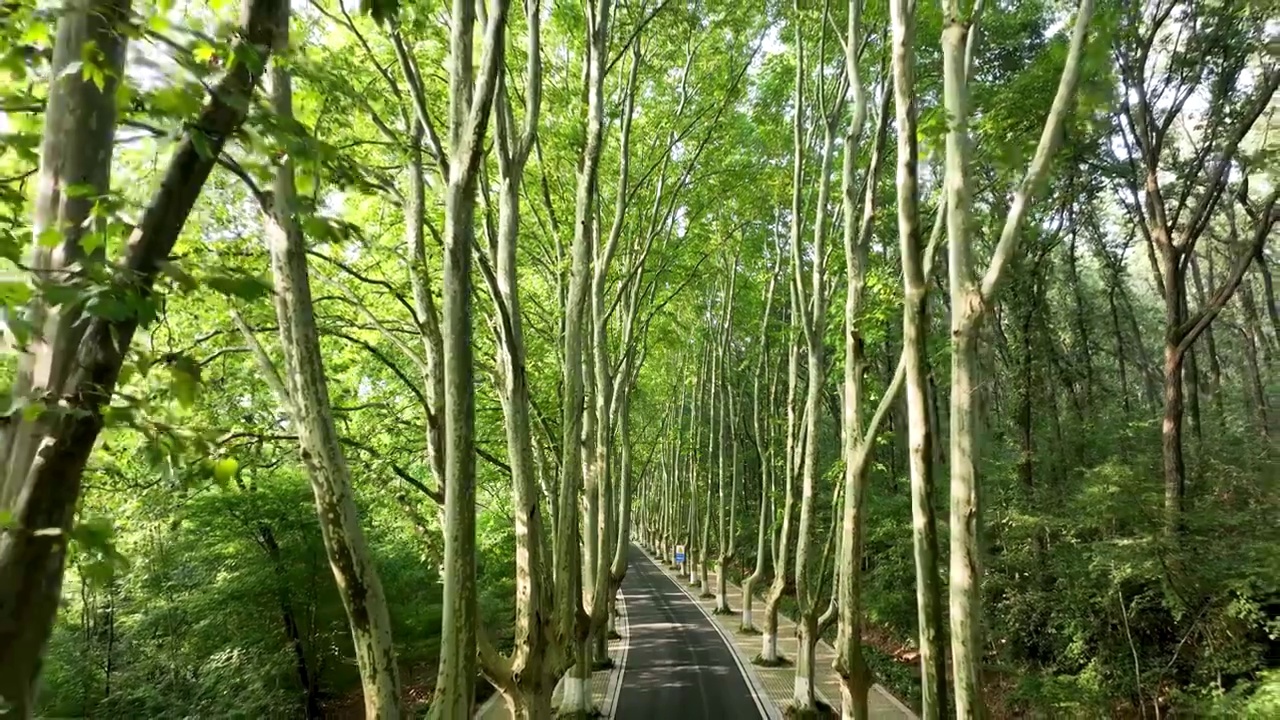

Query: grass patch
[555,710,604,719]
[753,654,792,668]
[712,606,736,616]
[698,592,716,600]
[738,626,762,636]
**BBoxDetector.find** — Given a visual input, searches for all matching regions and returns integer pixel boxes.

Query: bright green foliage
[1,0,1275,717]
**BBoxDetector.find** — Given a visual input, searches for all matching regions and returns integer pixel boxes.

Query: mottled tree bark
[249,9,406,712]
[788,2,842,704]
[431,0,509,714]
[759,283,802,665]
[834,6,898,713]
[714,263,739,613]
[475,2,555,715]
[888,0,946,714]
[1189,253,1223,417]
[557,2,611,712]
[741,266,779,633]
[942,1,1093,714]
[0,5,130,707]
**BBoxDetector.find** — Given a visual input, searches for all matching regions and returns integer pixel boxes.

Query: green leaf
[159,261,200,293]
[149,85,203,117]
[206,272,272,301]
[41,281,81,307]
[22,401,45,422]
[73,516,116,550]
[79,230,104,256]
[191,129,213,159]
[37,227,62,248]
[213,457,239,485]
[65,182,98,198]
[85,293,133,322]
[80,558,117,587]
[192,43,217,63]
[0,275,32,304]
[20,22,50,46]
[231,43,265,74]
[103,404,136,426]
[87,65,106,92]
[168,354,201,408]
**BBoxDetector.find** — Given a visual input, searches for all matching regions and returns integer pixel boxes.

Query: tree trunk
[715,264,738,614]
[943,2,1093,713]
[0,1,129,710]
[792,85,836,715]
[1068,224,1095,407]
[1255,252,1280,348]
[889,0,947,714]
[760,285,803,665]
[582,303,607,664]
[1238,281,1270,437]
[835,10,893,712]
[1189,253,1223,417]
[258,19,403,714]
[742,268,778,632]
[434,0,510,711]
[1162,340,1187,532]
[1018,294,1036,488]
[476,4,555,709]
[0,0,285,711]
[795,615,818,708]
[0,0,129,513]
[261,526,322,719]
[1109,284,1132,414]
[556,3,610,712]
[699,469,713,595]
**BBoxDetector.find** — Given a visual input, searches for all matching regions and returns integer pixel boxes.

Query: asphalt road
[613,544,765,719]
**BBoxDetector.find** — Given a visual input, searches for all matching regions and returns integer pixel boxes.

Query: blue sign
[674,545,686,563]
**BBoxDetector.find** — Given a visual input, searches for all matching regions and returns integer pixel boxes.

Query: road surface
[613,544,765,719]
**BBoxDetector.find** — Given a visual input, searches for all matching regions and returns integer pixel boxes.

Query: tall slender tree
[887,0,946,713]
[1110,0,1279,530]
[941,0,1094,713]
[237,3,404,711]
[555,0,611,711]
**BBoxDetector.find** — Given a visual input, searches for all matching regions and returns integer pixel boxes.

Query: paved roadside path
[614,544,769,719]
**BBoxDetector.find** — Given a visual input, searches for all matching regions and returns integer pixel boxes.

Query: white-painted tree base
[794,676,813,705]
[761,629,778,661]
[560,676,591,714]
[741,606,753,630]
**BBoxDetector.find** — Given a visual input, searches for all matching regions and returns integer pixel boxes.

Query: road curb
[602,589,629,718]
